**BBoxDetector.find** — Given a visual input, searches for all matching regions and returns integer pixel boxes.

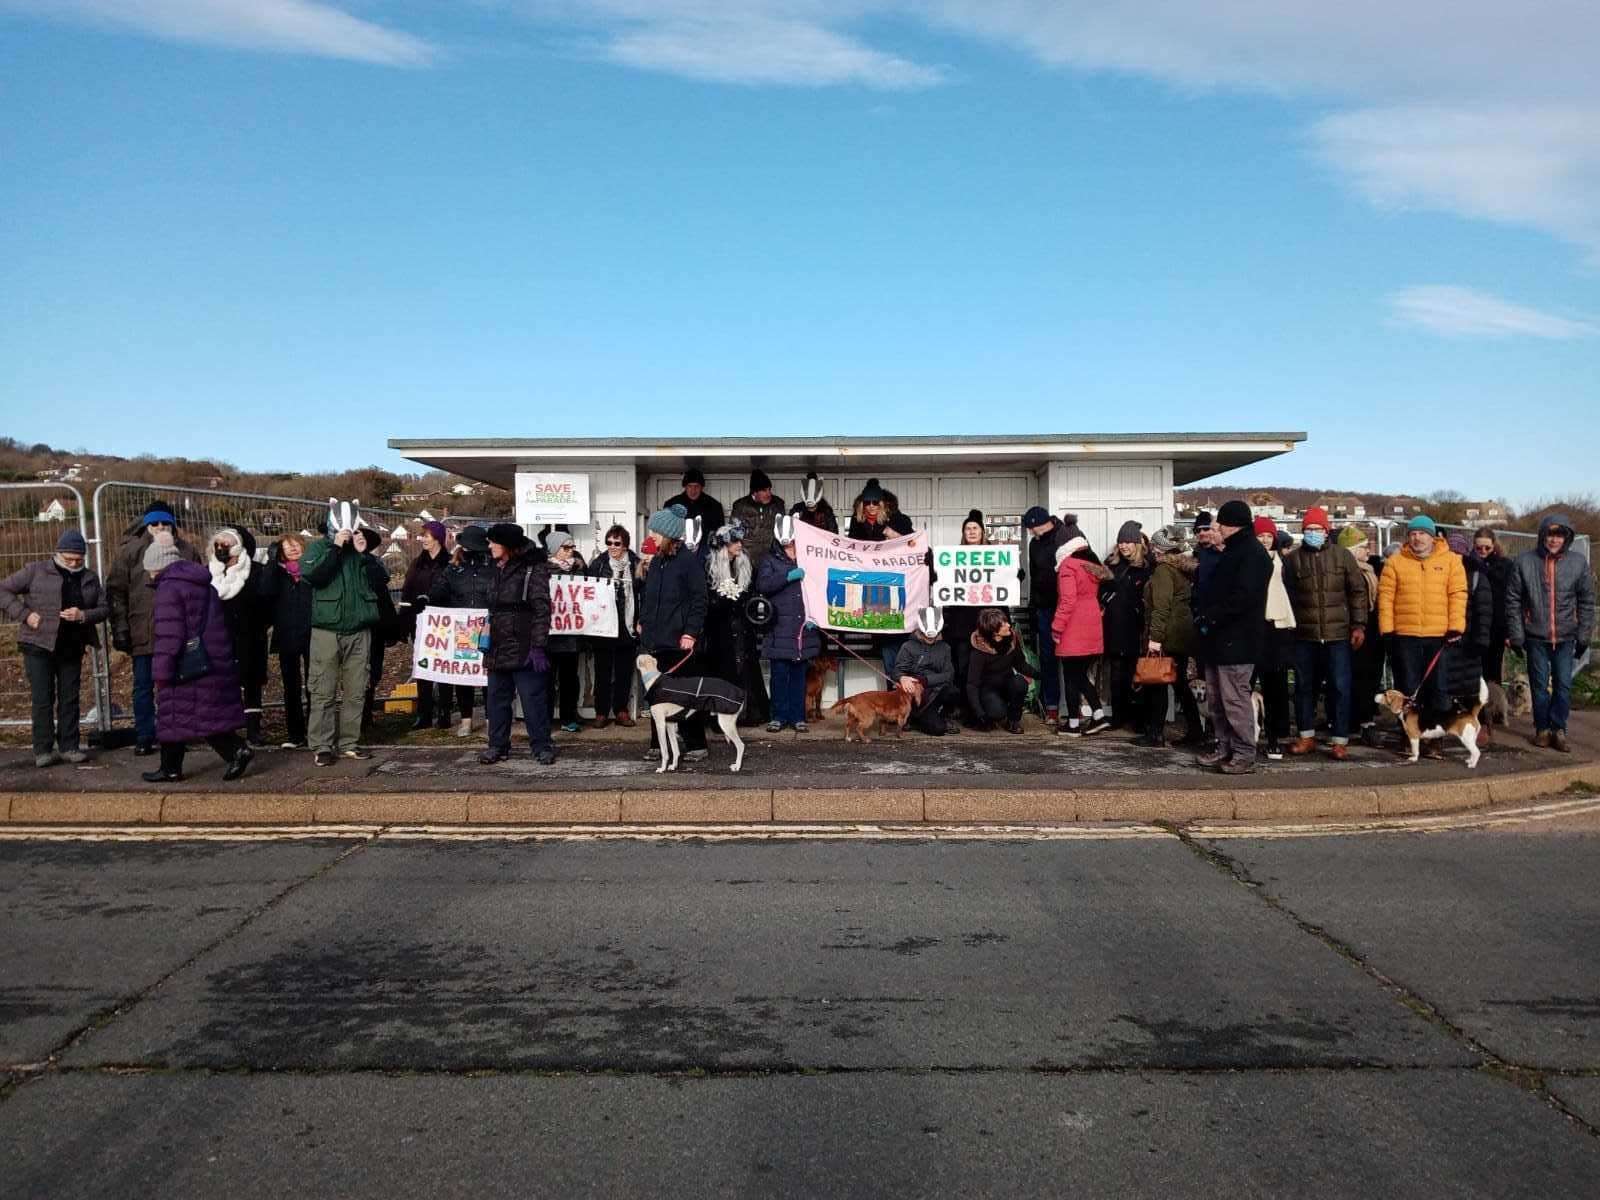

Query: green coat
[302,536,379,635]
[1143,557,1197,658]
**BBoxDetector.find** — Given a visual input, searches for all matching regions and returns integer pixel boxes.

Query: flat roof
[389,432,1306,488]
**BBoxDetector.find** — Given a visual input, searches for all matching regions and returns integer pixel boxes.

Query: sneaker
[1058,723,1083,737]
[62,749,89,764]
[1264,740,1284,761]
[1194,748,1228,768]
[34,752,61,768]
[1044,707,1059,724]
[613,712,636,728]
[561,721,582,734]
[222,746,254,782]
[1082,717,1111,737]
[765,721,784,733]
[592,716,612,730]
[1552,729,1571,754]
[533,748,557,766]
[133,743,157,757]
[1130,733,1164,748]
[684,748,709,762]
[280,739,307,750]
[455,718,473,738]
[479,749,508,764]
[1005,719,1024,735]
[342,747,373,760]
[314,751,337,767]
[794,721,810,734]
[1287,736,1318,756]
[1532,730,1551,748]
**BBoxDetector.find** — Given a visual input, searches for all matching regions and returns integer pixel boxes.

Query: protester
[543,530,589,733]
[1507,513,1596,753]
[730,470,786,564]
[1194,500,1272,774]
[1252,516,1297,760]
[939,511,989,725]
[1051,535,1112,736]
[965,607,1035,733]
[479,523,556,765]
[1,529,108,767]
[1137,528,1203,748]
[428,525,496,736]
[352,527,402,735]
[891,607,960,736]
[107,500,202,756]
[638,506,710,759]
[1469,527,1514,686]
[584,525,641,728]
[139,537,251,784]
[1378,515,1471,728]
[664,468,726,534]
[206,527,270,747]
[791,472,838,534]
[1337,526,1383,732]
[1284,506,1368,760]
[703,520,770,727]
[258,533,312,748]
[1448,532,1499,729]
[847,479,916,676]
[401,520,453,732]
[1023,506,1070,724]
[1101,521,1153,730]
[757,515,818,732]
[302,517,379,766]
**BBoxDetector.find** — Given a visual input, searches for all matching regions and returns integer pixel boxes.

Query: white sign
[930,544,1021,608]
[413,606,488,686]
[549,573,618,638]
[515,472,591,526]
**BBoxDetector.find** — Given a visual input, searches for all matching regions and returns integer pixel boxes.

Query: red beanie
[1302,506,1330,529]
[1253,516,1278,537]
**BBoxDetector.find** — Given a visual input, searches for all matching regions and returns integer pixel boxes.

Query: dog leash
[824,631,896,687]
[1404,643,1448,710]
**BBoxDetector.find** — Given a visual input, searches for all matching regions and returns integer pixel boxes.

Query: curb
[4,764,1599,826]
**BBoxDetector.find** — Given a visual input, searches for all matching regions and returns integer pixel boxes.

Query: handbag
[175,589,213,685]
[1133,653,1177,687]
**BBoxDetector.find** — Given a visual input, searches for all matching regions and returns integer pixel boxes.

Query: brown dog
[1374,678,1488,769]
[805,654,839,721]
[832,689,913,743]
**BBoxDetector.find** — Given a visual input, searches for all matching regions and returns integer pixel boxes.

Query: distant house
[450,482,477,496]
[391,492,438,506]
[1316,495,1366,519]
[1385,496,1424,517]
[35,499,68,523]
[34,467,62,482]
[1461,501,1507,524]
[189,475,225,490]
[389,524,409,541]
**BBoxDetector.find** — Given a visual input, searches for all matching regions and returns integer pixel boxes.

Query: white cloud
[1,0,433,65]
[1388,285,1596,340]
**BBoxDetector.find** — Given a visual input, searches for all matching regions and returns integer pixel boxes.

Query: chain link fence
[0,483,111,731]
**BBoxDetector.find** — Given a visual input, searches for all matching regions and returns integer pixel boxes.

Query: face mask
[1302,531,1326,549]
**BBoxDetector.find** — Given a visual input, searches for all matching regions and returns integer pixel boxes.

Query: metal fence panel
[0,483,110,732]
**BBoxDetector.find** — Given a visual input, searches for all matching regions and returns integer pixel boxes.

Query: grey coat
[891,635,955,692]
[1507,515,1597,646]
[107,526,202,655]
[0,559,108,654]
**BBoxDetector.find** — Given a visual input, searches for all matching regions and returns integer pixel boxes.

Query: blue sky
[2,1,1595,507]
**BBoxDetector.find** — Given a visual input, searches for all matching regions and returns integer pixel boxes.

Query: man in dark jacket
[663,468,726,536]
[1194,500,1271,774]
[891,607,959,736]
[1023,506,1070,723]
[1507,513,1596,752]
[1285,506,1369,759]
[480,523,555,765]
[791,472,838,534]
[639,506,710,758]
[106,500,202,755]
[730,470,786,563]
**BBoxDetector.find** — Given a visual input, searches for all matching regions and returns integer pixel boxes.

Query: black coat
[1461,554,1497,650]
[1100,554,1153,656]
[965,632,1036,715]
[663,490,726,535]
[1468,552,1512,644]
[259,557,312,657]
[1196,528,1272,666]
[360,552,403,646]
[1026,522,1069,611]
[845,510,914,541]
[484,550,551,672]
[428,553,496,611]
[639,545,708,651]
[401,547,449,631]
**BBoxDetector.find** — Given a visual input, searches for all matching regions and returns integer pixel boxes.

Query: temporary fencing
[0,483,112,730]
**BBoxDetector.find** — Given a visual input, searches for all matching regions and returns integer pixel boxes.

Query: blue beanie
[144,508,176,527]
[56,529,87,555]
[1022,506,1050,529]
[1407,514,1437,534]
[647,508,686,540]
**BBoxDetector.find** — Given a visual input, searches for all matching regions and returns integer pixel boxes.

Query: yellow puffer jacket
[1378,544,1468,637]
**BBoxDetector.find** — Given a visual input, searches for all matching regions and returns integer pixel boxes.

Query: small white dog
[636,653,746,773]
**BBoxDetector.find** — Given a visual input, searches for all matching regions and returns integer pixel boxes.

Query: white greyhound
[636,653,746,774]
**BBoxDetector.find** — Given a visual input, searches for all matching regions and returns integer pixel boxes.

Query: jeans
[1033,607,1060,710]
[769,658,807,726]
[1526,638,1575,733]
[1390,635,1447,711]
[1293,640,1354,743]
[1205,662,1257,765]
[308,628,370,753]
[132,653,156,748]
[23,645,83,756]
[486,666,552,755]
[975,673,1029,725]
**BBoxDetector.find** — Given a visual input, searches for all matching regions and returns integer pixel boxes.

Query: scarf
[708,548,752,600]
[1265,553,1296,629]
[53,553,86,574]
[210,550,252,601]
[284,559,302,582]
[608,553,636,634]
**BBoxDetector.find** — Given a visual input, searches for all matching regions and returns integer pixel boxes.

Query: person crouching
[965,608,1035,733]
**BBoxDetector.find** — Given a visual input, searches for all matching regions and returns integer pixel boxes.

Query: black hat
[456,525,489,553]
[682,467,705,487]
[1217,500,1253,529]
[1192,510,1214,532]
[749,468,772,494]
[861,478,886,503]
[964,509,985,527]
[485,522,529,550]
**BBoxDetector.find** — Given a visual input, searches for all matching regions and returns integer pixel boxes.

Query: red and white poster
[791,521,930,634]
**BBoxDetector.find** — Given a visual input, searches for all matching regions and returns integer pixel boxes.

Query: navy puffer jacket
[756,549,819,662]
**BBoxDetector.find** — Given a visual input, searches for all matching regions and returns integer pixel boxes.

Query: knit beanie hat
[545,530,575,556]
[647,507,686,540]
[1407,514,1437,535]
[860,478,886,504]
[1116,519,1143,545]
[1217,500,1252,529]
[1193,510,1214,532]
[143,506,177,528]
[485,522,529,551]
[1336,526,1367,550]
[56,529,87,555]
[1446,532,1470,556]
[1022,506,1050,530]
[749,468,772,494]
[143,536,182,574]
[1302,506,1331,529]
[423,520,447,545]
[965,508,985,528]
[1253,516,1278,538]
[682,467,705,487]
[1151,529,1183,554]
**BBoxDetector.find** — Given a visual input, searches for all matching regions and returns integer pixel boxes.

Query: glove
[526,647,550,673]
[803,619,817,630]
[1445,630,1463,645]
[786,567,805,582]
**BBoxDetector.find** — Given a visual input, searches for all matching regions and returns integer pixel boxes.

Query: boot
[245,712,266,748]
[1287,735,1317,756]
[222,745,254,782]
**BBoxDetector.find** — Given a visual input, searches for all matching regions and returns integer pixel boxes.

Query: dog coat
[645,673,745,716]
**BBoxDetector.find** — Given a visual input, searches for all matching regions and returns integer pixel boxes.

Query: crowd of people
[3,477,1593,780]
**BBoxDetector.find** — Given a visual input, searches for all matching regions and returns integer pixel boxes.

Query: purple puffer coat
[151,560,245,742]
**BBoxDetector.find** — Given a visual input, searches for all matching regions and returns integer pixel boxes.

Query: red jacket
[1052,555,1108,658]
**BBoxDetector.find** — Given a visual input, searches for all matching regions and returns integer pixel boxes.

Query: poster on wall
[549,573,618,638]
[413,606,488,686]
[791,521,930,633]
[930,544,1021,607]
[515,472,591,527]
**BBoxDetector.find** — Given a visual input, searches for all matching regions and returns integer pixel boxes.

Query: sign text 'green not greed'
[930,544,1021,607]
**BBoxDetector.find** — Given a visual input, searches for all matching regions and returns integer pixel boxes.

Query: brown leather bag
[1134,654,1178,686]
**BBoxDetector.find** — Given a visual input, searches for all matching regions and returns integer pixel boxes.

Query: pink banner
[792,521,930,634]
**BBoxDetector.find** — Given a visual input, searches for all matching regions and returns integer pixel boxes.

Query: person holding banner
[429,525,496,737]
[586,524,641,727]
[937,511,1001,726]
[480,523,556,765]
[639,507,710,760]
[847,479,917,675]
[402,521,454,732]
[544,531,588,733]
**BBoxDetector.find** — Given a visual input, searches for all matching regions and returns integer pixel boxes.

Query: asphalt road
[3,823,1598,1197]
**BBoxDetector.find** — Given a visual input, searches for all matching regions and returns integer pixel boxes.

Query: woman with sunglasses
[586,525,642,727]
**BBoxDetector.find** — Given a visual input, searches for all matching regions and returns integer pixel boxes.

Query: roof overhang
[388,432,1306,489]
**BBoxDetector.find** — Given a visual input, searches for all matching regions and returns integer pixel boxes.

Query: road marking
[1192,795,1600,838]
